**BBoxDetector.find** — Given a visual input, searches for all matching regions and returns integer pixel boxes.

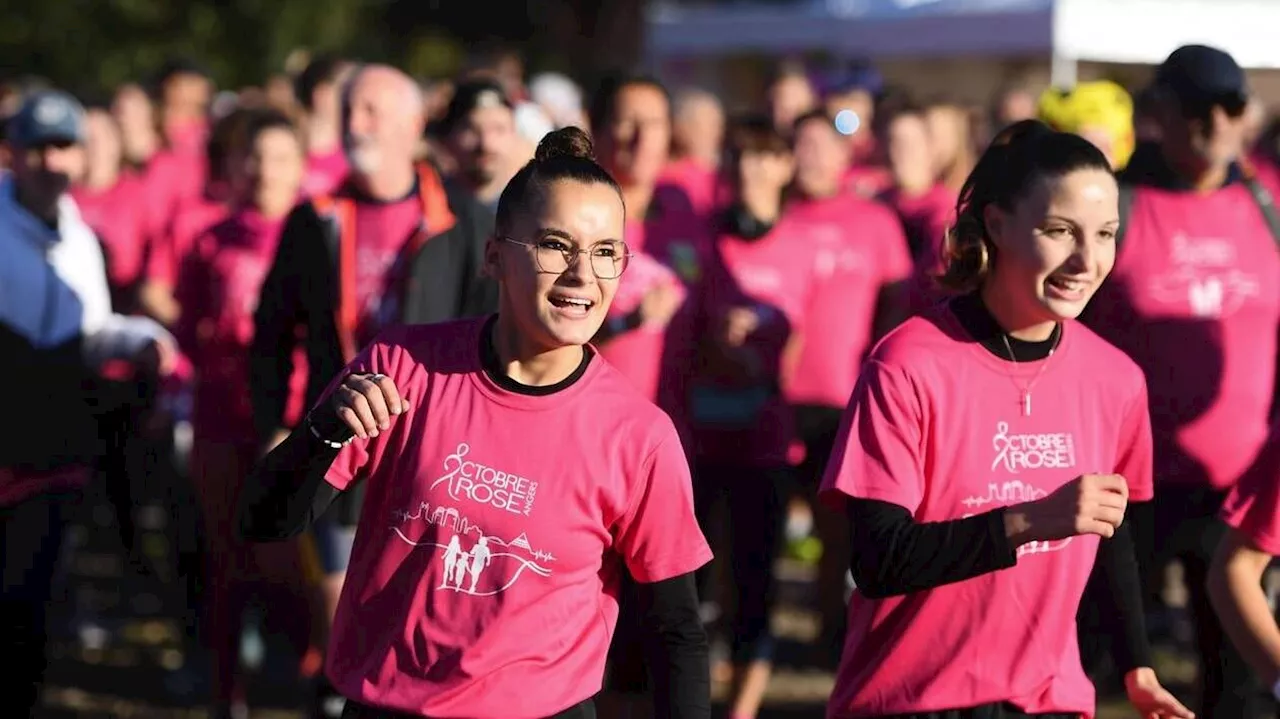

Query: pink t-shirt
[322,319,713,718]
[1221,428,1280,555]
[844,164,894,199]
[598,247,686,403]
[175,209,308,443]
[1085,184,1280,490]
[150,194,229,286]
[690,226,817,466]
[304,149,350,198]
[782,195,913,409]
[352,196,424,347]
[140,148,208,258]
[623,206,715,448]
[658,158,719,217]
[821,307,1154,718]
[880,184,958,315]
[72,176,149,294]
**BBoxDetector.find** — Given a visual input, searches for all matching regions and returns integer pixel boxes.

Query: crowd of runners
[7,37,1280,719]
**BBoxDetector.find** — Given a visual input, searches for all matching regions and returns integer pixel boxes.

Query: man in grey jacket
[0,89,175,714]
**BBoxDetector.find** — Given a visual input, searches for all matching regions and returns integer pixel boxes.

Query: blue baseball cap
[1154,44,1247,109]
[7,90,86,147]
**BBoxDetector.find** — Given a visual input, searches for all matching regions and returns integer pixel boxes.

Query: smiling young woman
[818,120,1193,719]
[237,126,712,719]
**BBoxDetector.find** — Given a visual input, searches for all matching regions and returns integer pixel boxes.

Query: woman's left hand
[1125,667,1195,719]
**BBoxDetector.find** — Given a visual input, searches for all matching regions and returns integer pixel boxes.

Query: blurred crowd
[5,40,1280,719]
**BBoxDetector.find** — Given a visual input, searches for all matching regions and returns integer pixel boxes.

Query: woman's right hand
[327,372,409,440]
[1006,473,1129,545]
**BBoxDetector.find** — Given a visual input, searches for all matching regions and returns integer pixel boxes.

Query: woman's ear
[981,203,1008,251]
[482,236,502,279]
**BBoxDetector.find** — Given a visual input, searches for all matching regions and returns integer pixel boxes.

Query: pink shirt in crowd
[72,176,149,296]
[1085,184,1280,490]
[175,209,307,443]
[322,319,712,718]
[1221,428,1280,555]
[350,196,424,347]
[304,149,350,197]
[879,184,958,315]
[150,193,230,286]
[598,245,686,404]
[821,307,1154,718]
[658,158,720,217]
[690,223,818,467]
[782,195,913,410]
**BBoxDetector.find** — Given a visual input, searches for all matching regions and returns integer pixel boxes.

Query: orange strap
[316,165,456,361]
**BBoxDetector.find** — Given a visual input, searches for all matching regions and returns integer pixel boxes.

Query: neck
[802,182,840,201]
[979,282,1057,341]
[741,185,783,223]
[896,176,933,197]
[621,184,654,221]
[307,117,341,155]
[355,164,416,201]
[1192,161,1230,193]
[84,167,119,192]
[256,191,295,220]
[491,313,584,386]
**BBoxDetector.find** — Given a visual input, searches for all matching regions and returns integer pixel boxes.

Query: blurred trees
[0,0,648,93]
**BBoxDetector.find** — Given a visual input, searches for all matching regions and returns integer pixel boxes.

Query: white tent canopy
[646,0,1280,74]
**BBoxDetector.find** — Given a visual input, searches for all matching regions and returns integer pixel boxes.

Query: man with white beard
[248,63,496,719]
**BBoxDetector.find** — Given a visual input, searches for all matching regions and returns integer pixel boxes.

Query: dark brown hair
[495,126,622,236]
[938,119,1112,292]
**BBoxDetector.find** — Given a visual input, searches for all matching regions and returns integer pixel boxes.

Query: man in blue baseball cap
[1080,43,1273,719]
[0,88,175,714]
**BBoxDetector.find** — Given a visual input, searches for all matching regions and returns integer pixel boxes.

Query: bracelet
[307,416,352,449]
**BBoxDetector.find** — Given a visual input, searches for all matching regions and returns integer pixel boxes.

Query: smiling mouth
[548,295,595,311]
[1046,274,1089,295]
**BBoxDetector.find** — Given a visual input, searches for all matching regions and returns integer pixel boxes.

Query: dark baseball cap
[7,90,86,147]
[1153,44,1247,110]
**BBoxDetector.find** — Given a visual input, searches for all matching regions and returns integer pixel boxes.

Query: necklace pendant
[1022,392,1032,417]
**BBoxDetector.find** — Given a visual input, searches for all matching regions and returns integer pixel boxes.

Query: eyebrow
[1043,214,1120,225]
[535,228,625,245]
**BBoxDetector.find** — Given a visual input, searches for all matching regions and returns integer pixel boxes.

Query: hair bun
[535,126,595,163]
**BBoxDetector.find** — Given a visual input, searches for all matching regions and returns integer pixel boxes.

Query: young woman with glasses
[237,126,713,719]
[819,120,1192,719]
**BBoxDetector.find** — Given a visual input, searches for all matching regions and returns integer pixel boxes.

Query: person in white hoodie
[0,89,174,714]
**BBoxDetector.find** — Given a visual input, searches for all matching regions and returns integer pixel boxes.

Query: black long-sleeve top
[843,292,1153,672]
[237,319,710,719]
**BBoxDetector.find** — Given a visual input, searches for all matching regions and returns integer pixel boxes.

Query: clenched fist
[324,372,409,441]
[1007,473,1129,545]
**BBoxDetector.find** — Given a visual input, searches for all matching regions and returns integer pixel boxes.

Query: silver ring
[367,373,386,382]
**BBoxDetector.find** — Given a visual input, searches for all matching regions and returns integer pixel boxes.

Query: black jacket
[250,174,497,522]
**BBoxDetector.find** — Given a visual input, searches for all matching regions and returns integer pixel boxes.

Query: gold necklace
[999,326,1062,417]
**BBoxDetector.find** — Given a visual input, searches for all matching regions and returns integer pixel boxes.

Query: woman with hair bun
[237,126,713,719]
[819,120,1192,719]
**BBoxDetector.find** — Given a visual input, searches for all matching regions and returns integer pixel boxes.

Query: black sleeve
[1093,512,1153,671]
[635,572,711,719]
[249,204,312,442]
[847,498,1018,598]
[236,419,345,541]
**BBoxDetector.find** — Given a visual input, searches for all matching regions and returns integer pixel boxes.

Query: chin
[1038,293,1093,321]
[537,313,604,349]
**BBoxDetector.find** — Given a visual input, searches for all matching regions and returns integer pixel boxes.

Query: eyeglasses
[502,236,632,280]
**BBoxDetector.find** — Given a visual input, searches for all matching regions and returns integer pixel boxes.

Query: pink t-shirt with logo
[1221,428,1280,555]
[322,319,713,718]
[176,209,308,443]
[1085,184,1280,490]
[352,197,424,347]
[690,226,817,466]
[820,307,1153,718]
[72,176,149,294]
[304,149,350,198]
[598,247,686,403]
[782,195,913,409]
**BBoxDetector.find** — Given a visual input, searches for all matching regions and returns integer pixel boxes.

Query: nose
[560,249,595,285]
